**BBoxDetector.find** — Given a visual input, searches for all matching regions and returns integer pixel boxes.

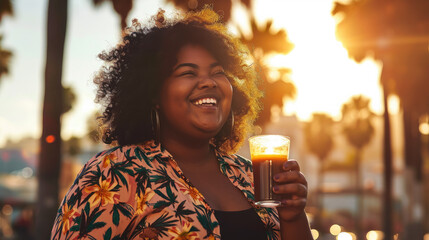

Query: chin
[195,124,224,135]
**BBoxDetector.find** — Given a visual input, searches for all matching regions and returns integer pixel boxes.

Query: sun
[234,0,383,121]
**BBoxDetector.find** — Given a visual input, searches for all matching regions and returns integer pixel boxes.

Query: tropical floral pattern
[51,140,280,240]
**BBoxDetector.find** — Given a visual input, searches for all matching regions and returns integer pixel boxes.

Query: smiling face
[158,44,233,143]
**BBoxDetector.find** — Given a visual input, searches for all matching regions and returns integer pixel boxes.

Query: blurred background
[0,0,428,239]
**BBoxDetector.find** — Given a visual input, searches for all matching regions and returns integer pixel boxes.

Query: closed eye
[211,65,226,77]
[178,71,197,77]
[212,71,226,76]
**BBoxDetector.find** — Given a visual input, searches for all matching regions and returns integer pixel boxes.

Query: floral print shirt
[51,141,280,240]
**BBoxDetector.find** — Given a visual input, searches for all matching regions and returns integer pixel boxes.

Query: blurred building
[0,137,38,204]
[0,137,38,240]
[0,136,103,239]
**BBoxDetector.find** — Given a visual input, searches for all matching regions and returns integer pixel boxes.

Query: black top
[213,208,267,240]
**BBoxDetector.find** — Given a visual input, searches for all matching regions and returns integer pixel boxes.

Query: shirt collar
[141,140,248,168]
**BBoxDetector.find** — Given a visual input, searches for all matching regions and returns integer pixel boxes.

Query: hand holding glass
[249,135,290,207]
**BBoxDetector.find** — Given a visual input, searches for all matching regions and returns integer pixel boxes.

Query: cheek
[222,81,233,108]
[162,81,188,103]
[163,82,196,118]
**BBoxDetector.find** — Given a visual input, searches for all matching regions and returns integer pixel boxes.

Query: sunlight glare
[1,204,13,216]
[388,95,400,115]
[253,0,382,121]
[419,115,429,135]
[311,229,320,239]
[367,230,384,240]
[337,232,355,240]
[330,224,342,236]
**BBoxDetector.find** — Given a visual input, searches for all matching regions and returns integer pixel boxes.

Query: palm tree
[92,0,132,29]
[0,36,12,84]
[304,113,334,231]
[87,111,102,143]
[35,0,68,239]
[236,18,296,128]
[332,1,429,238]
[62,85,76,115]
[341,95,375,240]
[0,0,13,85]
[304,113,334,192]
[0,0,13,22]
[255,69,296,127]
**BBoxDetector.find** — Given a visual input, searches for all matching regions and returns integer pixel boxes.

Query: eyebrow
[173,62,222,71]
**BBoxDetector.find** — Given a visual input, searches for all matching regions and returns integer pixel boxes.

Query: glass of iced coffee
[249,135,290,207]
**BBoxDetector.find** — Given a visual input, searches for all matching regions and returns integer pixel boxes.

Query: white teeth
[194,98,217,106]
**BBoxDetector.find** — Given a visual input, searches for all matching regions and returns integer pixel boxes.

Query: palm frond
[0,0,13,22]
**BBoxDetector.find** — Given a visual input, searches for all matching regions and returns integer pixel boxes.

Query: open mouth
[192,97,218,107]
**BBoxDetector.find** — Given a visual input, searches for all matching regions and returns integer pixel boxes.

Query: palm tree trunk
[318,159,324,210]
[314,157,325,232]
[382,86,393,240]
[35,0,68,239]
[403,106,424,239]
[355,149,363,240]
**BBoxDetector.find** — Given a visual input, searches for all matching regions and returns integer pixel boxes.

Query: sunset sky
[0,0,386,147]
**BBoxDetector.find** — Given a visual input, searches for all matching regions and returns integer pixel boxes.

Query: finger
[283,160,300,172]
[280,198,307,208]
[273,183,307,197]
[274,171,307,186]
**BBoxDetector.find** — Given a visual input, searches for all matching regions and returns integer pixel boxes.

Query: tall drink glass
[249,135,290,207]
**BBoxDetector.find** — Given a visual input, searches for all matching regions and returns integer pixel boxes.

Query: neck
[160,134,214,165]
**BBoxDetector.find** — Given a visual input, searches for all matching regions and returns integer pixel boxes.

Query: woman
[51,8,313,240]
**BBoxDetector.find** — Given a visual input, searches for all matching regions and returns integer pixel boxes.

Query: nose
[197,75,217,89]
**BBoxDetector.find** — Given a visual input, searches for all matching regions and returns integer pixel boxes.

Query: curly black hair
[94,8,261,153]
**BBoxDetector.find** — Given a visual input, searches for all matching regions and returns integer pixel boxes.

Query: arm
[273,160,313,240]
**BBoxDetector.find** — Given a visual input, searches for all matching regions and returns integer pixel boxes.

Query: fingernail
[283,162,289,170]
[273,175,280,181]
[273,186,279,192]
